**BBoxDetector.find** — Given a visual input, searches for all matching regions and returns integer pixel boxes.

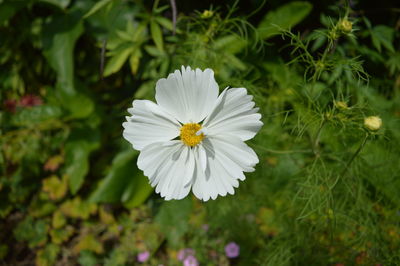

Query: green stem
[339,133,369,178]
[312,119,326,157]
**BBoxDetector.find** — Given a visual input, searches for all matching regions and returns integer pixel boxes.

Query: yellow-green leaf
[150,20,164,51]
[73,234,104,255]
[103,46,134,76]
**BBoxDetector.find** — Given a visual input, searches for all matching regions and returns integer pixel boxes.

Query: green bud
[201,10,214,19]
[364,116,382,131]
[339,19,352,33]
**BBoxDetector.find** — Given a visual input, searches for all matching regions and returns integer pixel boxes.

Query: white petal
[203,87,263,141]
[123,100,181,150]
[155,66,219,124]
[137,141,195,201]
[191,135,258,201]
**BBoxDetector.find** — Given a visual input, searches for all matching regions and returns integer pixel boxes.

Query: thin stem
[312,119,326,157]
[339,133,369,178]
[170,0,177,35]
[100,39,107,80]
[251,144,312,154]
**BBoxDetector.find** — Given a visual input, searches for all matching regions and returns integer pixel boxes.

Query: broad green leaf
[63,92,94,119]
[90,149,138,203]
[42,175,68,201]
[73,235,104,255]
[11,105,62,126]
[258,1,312,40]
[49,226,74,244]
[64,127,100,194]
[14,216,48,248]
[150,20,163,51]
[135,81,155,99]
[90,145,153,207]
[78,250,99,266]
[52,210,66,229]
[35,244,60,266]
[121,172,153,208]
[60,197,97,219]
[42,14,83,95]
[83,0,113,18]
[0,1,27,24]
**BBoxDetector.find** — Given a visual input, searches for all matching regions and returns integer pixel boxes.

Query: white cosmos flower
[122,66,263,201]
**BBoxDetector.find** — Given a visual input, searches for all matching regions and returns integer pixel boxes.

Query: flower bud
[339,19,352,33]
[364,116,382,131]
[201,10,214,19]
[335,101,348,110]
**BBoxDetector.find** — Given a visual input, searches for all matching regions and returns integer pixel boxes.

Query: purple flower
[225,242,240,258]
[137,251,150,263]
[177,248,195,261]
[183,255,199,266]
[202,224,209,232]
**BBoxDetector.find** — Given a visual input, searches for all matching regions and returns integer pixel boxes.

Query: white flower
[123,66,263,201]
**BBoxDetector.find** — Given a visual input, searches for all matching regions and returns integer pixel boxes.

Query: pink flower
[201,224,209,232]
[177,248,195,261]
[183,255,199,266]
[19,94,42,107]
[3,99,17,113]
[225,242,240,258]
[137,251,150,263]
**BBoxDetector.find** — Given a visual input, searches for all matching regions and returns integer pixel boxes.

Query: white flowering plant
[0,0,399,265]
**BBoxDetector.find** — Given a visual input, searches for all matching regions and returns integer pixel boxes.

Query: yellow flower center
[180,123,204,147]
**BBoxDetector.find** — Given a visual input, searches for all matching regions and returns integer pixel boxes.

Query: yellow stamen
[180,123,204,147]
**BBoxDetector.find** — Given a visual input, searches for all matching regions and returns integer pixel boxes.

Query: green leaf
[213,35,248,54]
[0,1,27,25]
[129,49,141,75]
[37,0,71,9]
[134,81,155,99]
[144,45,164,57]
[103,45,134,77]
[150,20,164,51]
[63,92,95,119]
[50,226,74,244]
[78,250,99,266]
[122,172,153,208]
[83,0,113,18]
[90,144,153,207]
[14,216,48,248]
[370,25,395,53]
[90,149,138,203]
[74,234,103,254]
[64,127,100,194]
[61,197,97,219]
[155,198,192,248]
[42,175,68,201]
[42,13,83,95]
[36,244,60,266]
[11,105,62,126]
[0,244,8,260]
[155,16,173,31]
[258,1,312,40]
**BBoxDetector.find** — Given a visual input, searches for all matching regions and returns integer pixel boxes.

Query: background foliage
[1,0,399,265]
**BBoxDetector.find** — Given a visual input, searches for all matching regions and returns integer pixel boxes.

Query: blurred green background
[1,0,400,265]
